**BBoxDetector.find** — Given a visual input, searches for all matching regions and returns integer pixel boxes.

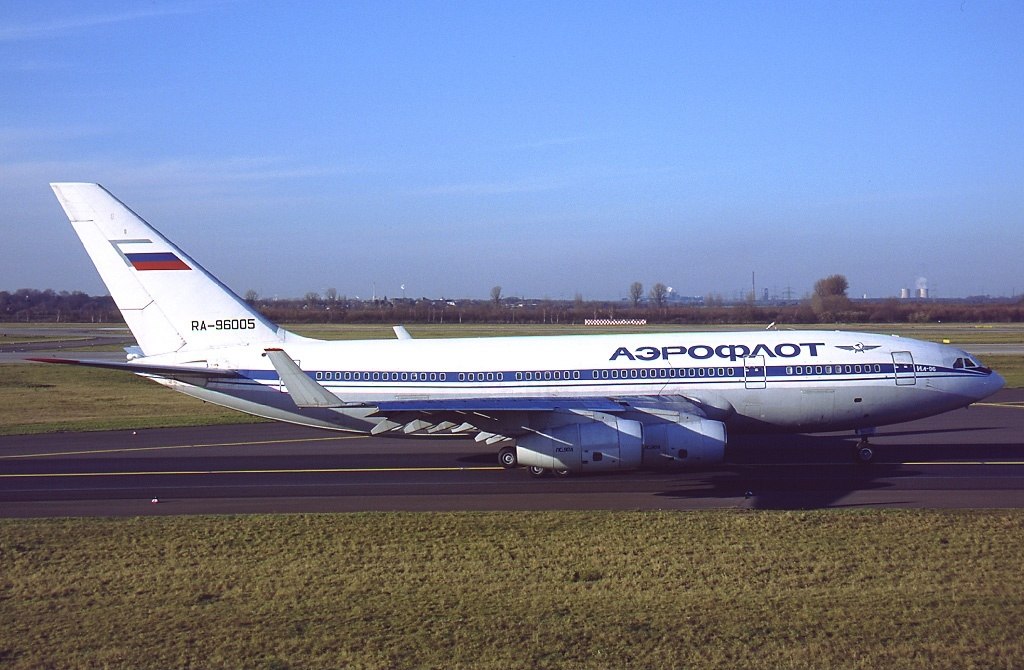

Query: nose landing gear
[853,427,877,464]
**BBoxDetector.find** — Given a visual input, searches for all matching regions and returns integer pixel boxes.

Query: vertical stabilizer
[50,183,283,355]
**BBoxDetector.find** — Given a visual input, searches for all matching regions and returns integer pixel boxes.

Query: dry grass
[1,510,1022,669]
[0,364,263,435]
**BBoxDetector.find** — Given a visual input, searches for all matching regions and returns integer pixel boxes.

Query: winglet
[263,348,343,408]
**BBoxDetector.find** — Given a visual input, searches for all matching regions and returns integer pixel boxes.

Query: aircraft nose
[989,369,1006,395]
[973,368,1006,402]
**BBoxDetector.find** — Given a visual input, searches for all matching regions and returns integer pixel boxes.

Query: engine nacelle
[516,416,643,473]
[640,414,727,468]
[515,414,727,474]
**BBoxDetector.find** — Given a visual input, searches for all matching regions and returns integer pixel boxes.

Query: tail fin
[51,183,284,356]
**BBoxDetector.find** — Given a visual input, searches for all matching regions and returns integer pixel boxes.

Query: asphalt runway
[1,389,1022,517]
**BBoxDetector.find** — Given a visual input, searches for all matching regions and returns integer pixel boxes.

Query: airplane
[34,183,1005,476]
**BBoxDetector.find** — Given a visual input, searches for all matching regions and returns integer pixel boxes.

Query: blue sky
[2,1,1022,301]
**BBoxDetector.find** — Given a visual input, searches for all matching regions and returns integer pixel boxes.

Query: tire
[855,444,874,464]
[553,467,572,478]
[528,466,548,478]
[498,446,517,469]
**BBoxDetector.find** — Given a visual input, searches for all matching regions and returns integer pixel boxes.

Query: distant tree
[243,289,259,304]
[304,291,320,305]
[490,286,502,306]
[649,282,668,309]
[325,287,338,301]
[814,274,849,298]
[629,282,643,308]
[810,274,851,321]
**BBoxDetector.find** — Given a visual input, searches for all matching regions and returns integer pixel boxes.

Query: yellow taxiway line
[0,465,504,478]
[0,434,369,460]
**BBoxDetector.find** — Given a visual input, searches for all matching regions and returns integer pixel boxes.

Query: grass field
[2,327,1022,669]
[0,364,263,435]
[0,510,1022,669]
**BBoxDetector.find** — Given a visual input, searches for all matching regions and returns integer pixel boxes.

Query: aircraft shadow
[653,463,917,510]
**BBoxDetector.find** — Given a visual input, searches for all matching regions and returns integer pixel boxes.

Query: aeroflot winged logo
[836,343,880,354]
[109,239,191,271]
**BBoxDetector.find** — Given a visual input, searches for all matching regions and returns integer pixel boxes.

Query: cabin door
[892,351,916,386]
[743,356,766,389]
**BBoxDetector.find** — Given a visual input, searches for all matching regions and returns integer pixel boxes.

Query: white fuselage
[144,329,1004,434]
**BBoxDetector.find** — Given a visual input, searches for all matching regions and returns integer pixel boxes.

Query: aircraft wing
[260,347,714,441]
[372,397,631,413]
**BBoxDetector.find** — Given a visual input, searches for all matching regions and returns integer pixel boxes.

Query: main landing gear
[853,438,875,464]
[527,466,571,478]
[498,446,517,469]
[498,446,572,477]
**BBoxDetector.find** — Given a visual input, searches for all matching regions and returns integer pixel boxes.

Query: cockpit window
[954,355,990,373]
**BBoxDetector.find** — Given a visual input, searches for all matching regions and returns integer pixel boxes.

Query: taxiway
[1,390,1022,517]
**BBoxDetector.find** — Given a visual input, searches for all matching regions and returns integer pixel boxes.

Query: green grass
[0,364,264,435]
[0,510,1021,669]
[984,355,1024,388]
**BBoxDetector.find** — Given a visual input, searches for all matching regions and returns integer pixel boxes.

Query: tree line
[3,285,1023,325]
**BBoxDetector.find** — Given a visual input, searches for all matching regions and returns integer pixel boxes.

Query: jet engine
[514,413,726,474]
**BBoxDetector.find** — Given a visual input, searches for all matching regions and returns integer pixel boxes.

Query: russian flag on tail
[125,252,190,271]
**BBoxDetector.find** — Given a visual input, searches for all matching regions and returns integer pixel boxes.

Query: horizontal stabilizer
[263,348,343,408]
[28,357,239,380]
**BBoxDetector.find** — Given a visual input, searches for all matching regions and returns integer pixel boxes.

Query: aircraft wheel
[498,446,517,469]
[528,466,548,478]
[553,467,572,478]
[854,443,874,464]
